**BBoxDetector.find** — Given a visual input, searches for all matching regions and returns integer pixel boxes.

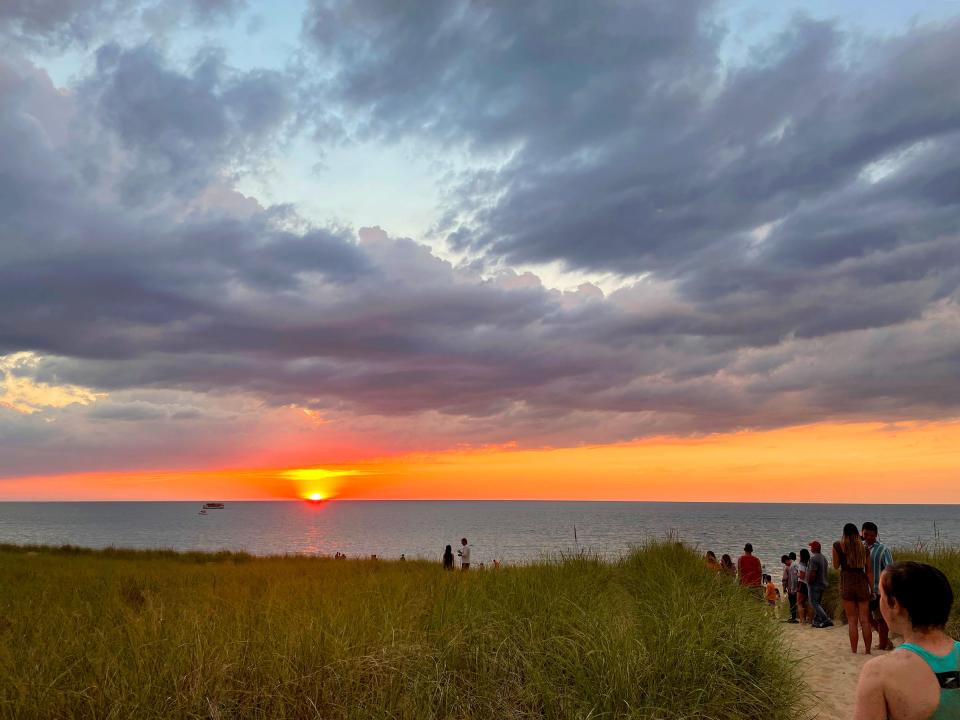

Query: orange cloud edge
[3,420,960,503]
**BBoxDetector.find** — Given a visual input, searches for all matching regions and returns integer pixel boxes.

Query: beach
[782,623,872,720]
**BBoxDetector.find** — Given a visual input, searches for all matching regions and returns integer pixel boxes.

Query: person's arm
[807,560,817,585]
[853,659,887,720]
[832,544,841,569]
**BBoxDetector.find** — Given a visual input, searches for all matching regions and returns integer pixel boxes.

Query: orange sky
[3,419,959,502]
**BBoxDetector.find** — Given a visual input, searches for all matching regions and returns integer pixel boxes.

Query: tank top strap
[899,640,960,673]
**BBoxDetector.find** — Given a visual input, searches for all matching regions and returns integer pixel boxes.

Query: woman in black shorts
[833,523,874,654]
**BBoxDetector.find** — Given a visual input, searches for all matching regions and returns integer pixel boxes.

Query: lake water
[0,501,956,574]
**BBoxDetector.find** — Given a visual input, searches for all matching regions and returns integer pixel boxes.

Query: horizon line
[2,498,959,506]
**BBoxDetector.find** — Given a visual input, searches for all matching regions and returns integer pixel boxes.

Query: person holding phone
[457,537,471,570]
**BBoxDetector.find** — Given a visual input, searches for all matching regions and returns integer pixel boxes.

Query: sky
[1,0,959,502]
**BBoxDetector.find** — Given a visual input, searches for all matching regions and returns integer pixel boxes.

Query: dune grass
[0,541,804,719]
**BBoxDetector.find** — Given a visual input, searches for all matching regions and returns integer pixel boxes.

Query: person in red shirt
[737,543,763,588]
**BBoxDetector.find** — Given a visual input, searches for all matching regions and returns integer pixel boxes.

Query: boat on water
[203,503,225,509]
[198,509,208,515]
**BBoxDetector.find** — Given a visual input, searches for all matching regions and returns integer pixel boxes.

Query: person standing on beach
[853,562,959,720]
[442,545,454,570]
[862,521,894,651]
[806,540,834,628]
[797,549,811,624]
[737,543,762,590]
[763,574,779,615]
[458,538,471,570]
[833,523,874,653]
[781,554,799,623]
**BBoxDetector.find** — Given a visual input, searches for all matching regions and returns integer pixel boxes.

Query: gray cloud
[0,0,245,49]
[305,2,960,290]
[81,43,292,203]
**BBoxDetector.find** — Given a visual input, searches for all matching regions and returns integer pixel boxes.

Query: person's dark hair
[445,544,452,553]
[781,554,789,563]
[861,521,878,533]
[882,561,953,630]
[461,538,467,544]
[721,554,733,567]
[744,543,753,553]
[706,550,717,561]
[842,523,859,538]
[799,548,810,563]
[789,552,797,561]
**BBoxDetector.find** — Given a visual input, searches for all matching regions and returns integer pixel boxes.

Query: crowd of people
[706,522,899,646]
[706,522,959,719]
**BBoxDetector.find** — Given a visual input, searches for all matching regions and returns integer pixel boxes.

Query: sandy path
[781,622,880,720]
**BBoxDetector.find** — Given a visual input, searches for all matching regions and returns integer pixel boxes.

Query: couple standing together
[442,538,470,570]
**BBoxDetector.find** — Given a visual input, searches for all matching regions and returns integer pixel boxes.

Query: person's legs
[788,592,797,621]
[876,614,891,649]
[797,591,808,624]
[809,585,831,626]
[843,599,859,652]
[870,597,891,649]
[858,600,872,654]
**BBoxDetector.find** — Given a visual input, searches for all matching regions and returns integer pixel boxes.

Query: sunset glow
[3,420,959,503]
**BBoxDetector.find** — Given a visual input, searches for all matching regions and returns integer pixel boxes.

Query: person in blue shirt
[853,561,958,720]
[862,521,894,651]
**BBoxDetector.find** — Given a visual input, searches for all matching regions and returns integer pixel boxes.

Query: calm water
[0,501,956,574]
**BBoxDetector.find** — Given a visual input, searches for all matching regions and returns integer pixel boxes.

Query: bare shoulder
[865,648,942,720]
[858,650,926,688]
[857,653,896,687]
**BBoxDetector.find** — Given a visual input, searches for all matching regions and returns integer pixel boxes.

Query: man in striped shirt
[862,521,894,650]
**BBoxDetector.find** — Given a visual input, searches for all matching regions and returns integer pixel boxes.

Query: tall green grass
[0,542,804,719]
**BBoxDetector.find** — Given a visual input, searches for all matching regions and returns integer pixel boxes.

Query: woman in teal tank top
[853,561,958,720]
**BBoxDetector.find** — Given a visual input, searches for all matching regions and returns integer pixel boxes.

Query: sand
[782,621,884,720]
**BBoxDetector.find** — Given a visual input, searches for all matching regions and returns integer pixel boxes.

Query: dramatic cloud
[1,2,959,480]
[0,0,245,49]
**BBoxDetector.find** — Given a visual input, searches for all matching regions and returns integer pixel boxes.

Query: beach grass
[0,541,804,719]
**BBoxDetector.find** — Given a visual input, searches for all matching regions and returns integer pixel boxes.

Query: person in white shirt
[457,537,471,570]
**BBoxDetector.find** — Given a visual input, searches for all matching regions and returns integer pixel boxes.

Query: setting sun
[306,492,325,502]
